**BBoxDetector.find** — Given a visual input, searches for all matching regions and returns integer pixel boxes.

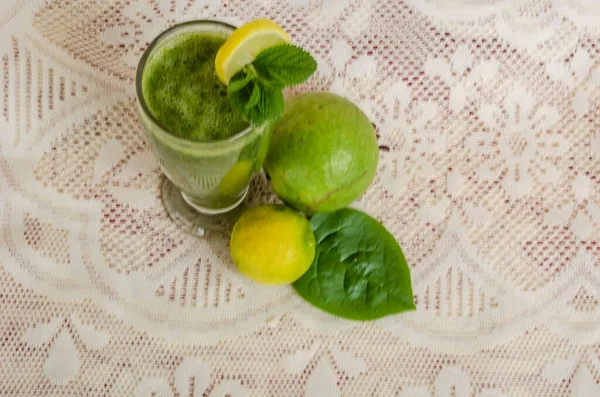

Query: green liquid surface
[142,31,248,141]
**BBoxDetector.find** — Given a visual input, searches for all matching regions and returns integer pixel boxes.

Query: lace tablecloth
[1,0,600,395]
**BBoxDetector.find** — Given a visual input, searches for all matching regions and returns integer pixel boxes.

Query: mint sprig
[227,44,317,126]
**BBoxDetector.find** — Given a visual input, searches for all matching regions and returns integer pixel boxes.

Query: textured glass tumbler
[136,21,273,236]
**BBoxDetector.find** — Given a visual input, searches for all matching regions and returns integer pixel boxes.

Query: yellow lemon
[230,204,315,285]
[215,19,290,85]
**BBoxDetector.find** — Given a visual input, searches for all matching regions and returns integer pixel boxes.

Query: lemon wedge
[215,19,290,85]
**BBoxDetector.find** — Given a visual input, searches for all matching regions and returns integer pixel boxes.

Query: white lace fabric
[1,0,599,395]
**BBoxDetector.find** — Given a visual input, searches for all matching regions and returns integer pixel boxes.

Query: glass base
[160,178,248,237]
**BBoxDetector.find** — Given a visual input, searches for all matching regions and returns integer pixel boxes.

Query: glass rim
[135,20,253,146]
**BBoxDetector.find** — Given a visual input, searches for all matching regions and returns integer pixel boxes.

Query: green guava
[264,92,378,214]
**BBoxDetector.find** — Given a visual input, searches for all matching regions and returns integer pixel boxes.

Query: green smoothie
[136,22,273,213]
[141,31,249,141]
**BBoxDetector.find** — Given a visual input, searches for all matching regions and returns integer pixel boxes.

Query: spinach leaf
[293,209,415,320]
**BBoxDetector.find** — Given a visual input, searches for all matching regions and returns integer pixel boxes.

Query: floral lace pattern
[0,0,599,395]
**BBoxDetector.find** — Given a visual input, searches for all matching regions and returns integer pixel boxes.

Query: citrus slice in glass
[215,19,290,85]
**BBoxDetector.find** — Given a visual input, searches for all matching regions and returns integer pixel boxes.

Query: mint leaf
[228,82,252,116]
[247,107,267,126]
[253,44,317,86]
[228,81,270,126]
[228,71,253,94]
[259,87,284,122]
[293,209,416,320]
[245,83,261,112]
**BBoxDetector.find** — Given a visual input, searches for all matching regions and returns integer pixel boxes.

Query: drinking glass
[136,21,273,236]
